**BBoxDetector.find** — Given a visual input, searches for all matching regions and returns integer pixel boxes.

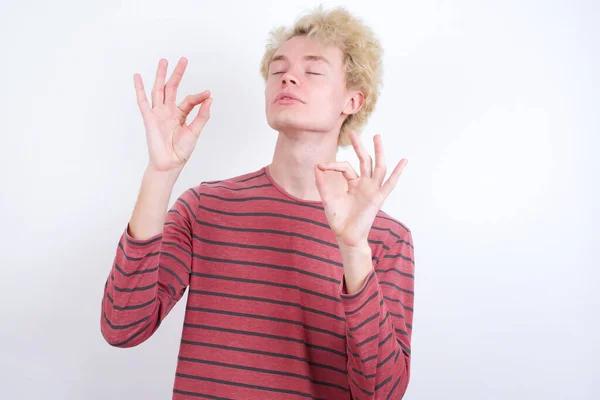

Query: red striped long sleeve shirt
[101,165,416,399]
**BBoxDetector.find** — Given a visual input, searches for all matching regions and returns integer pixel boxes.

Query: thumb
[188,97,212,138]
[314,164,331,202]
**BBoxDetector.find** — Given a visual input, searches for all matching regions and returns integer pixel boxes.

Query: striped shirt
[101,164,416,399]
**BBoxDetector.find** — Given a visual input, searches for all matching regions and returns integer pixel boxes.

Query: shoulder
[372,208,413,250]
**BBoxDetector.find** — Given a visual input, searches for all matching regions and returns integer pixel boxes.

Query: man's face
[264,35,358,136]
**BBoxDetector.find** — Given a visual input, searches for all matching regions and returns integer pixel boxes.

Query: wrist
[338,241,372,274]
[144,165,182,185]
[337,240,371,257]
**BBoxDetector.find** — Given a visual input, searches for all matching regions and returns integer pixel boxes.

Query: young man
[101,6,415,399]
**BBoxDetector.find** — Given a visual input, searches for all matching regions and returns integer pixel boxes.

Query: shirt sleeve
[100,187,198,348]
[339,229,415,399]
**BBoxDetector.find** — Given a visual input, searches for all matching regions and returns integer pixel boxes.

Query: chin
[266,110,335,134]
[268,112,306,132]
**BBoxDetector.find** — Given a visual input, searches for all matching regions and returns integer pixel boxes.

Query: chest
[190,200,347,322]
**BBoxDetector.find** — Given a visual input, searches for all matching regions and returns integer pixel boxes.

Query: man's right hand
[133,57,212,172]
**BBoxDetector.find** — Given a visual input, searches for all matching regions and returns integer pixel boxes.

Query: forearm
[101,230,164,347]
[338,241,373,294]
[338,239,413,398]
[128,166,182,240]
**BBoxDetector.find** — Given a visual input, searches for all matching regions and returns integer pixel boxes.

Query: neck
[268,128,348,202]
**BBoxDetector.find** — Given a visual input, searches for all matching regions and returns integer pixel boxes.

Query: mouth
[275,93,304,104]
[276,96,302,104]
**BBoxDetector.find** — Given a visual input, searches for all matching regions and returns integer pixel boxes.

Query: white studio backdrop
[0,0,598,399]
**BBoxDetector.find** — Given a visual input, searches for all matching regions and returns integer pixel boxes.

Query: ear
[342,90,364,116]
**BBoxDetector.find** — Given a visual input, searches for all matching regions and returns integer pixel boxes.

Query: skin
[264,35,408,293]
[127,35,407,293]
[264,35,363,203]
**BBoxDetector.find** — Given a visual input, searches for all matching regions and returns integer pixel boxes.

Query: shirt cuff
[338,268,379,310]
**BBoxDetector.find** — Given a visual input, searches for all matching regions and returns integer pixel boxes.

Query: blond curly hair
[259,5,383,148]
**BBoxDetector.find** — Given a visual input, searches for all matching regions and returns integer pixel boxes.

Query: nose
[281,72,297,86]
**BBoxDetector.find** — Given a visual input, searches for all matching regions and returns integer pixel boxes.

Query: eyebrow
[270,54,330,64]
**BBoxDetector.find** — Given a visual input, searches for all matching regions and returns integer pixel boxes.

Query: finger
[379,158,408,198]
[314,165,332,203]
[133,73,151,120]
[372,134,387,186]
[178,90,211,116]
[188,97,212,138]
[349,130,373,177]
[165,57,188,105]
[152,58,168,108]
[317,161,359,181]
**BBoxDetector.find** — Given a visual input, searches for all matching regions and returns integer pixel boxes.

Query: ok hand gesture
[134,57,212,171]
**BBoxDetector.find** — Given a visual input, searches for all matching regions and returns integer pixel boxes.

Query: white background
[0,0,598,399]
